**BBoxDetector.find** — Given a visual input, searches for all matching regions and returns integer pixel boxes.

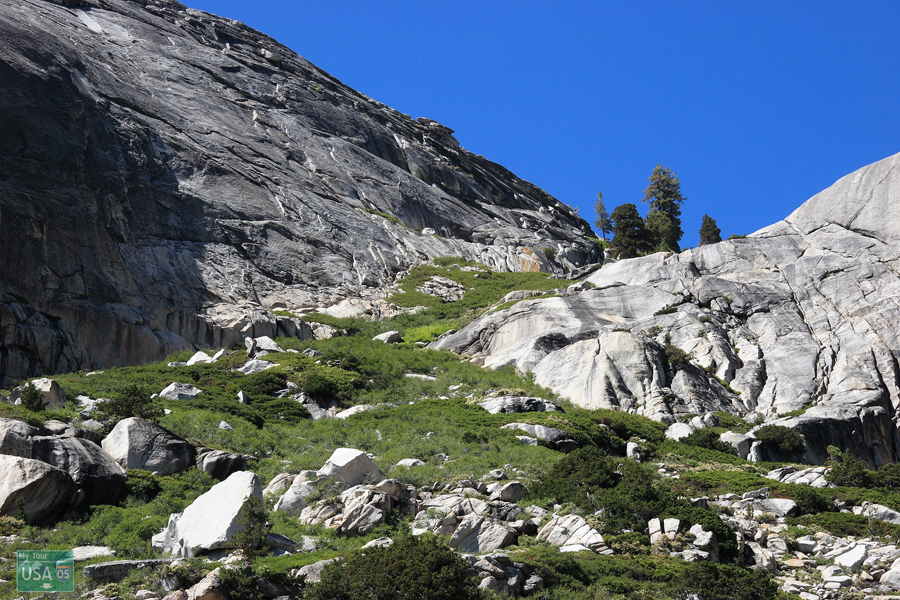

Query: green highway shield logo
[17,550,74,592]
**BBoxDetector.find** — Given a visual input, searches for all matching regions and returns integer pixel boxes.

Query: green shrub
[306,533,489,600]
[664,344,694,369]
[754,425,805,455]
[786,512,900,539]
[527,447,618,509]
[19,382,44,412]
[94,383,164,423]
[653,306,678,316]
[518,548,780,600]
[679,429,738,456]
[125,469,162,503]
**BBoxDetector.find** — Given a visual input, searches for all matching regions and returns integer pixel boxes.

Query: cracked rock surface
[0,0,600,385]
[435,152,900,466]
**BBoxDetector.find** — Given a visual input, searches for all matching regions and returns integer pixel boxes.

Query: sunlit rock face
[435,152,900,467]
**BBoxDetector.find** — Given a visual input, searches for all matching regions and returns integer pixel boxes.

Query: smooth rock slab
[834,544,868,572]
[154,471,263,557]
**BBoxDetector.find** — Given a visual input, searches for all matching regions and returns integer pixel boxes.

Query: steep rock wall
[0,0,600,384]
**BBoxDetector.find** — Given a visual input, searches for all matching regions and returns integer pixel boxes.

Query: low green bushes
[306,533,489,600]
[754,425,805,455]
[678,429,739,456]
[517,548,782,600]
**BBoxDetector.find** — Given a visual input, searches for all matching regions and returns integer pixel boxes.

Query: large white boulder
[665,422,695,441]
[101,418,195,475]
[153,471,262,557]
[316,448,382,486]
[0,455,77,522]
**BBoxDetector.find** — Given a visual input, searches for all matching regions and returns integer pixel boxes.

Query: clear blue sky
[190,0,899,247]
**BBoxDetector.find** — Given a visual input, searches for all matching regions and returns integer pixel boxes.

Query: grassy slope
[0,260,893,600]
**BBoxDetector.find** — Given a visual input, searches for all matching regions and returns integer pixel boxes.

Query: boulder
[83,559,176,584]
[665,422,695,441]
[235,360,277,375]
[537,514,606,552]
[27,378,67,409]
[0,418,43,456]
[153,471,263,557]
[396,458,425,467]
[293,558,341,584]
[489,482,525,503]
[855,502,900,525]
[478,396,560,414]
[101,418,196,475]
[185,567,228,600]
[159,383,203,401]
[185,351,214,366]
[500,423,578,452]
[316,448,382,486]
[247,336,284,357]
[196,449,251,480]
[335,405,375,419]
[721,432,753,459]
[0,454,77,522]
[0,418,125,505]
[30,436,126,505]
[274,475,342,516]
[373,331,403,344]
[263,473,296,497]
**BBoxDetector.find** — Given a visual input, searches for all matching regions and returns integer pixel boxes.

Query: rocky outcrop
[101,417,196,475]
[0,417,126,505]
[0,0,599,386]
[435,152,900,466]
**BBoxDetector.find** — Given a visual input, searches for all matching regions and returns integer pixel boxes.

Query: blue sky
[190,0,899,247]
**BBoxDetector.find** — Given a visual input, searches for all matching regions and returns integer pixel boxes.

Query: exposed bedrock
[0,0,600,384]
[435,152,900,466]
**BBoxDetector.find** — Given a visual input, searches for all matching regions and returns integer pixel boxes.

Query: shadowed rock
[0,0,599,386]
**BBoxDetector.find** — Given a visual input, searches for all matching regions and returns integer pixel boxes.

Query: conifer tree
[642,165,684,252]
[594,191,611,240]
[609,203,654,259]
[699,214,722,245]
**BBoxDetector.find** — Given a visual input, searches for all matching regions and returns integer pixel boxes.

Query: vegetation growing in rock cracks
[0,258,891,599]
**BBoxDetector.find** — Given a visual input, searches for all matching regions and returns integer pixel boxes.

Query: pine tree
[699,214,722,245]
[608,203,654,259]
[641,165,685,252]
[594,191,611,240]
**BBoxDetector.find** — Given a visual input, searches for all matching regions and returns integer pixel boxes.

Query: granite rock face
[435,152,900,467]
[0,0,599,385]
